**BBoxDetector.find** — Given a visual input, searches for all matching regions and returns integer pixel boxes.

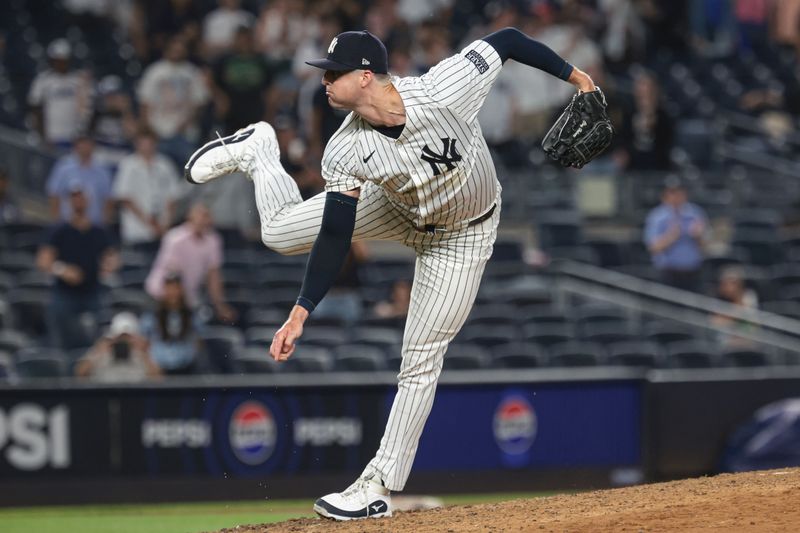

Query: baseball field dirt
[214,468,800,532]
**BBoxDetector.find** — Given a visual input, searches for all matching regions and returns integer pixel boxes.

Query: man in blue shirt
[644,176,707,292]
[46,135,113,226]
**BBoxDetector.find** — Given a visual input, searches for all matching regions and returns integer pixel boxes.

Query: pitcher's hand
[269,305,309,362]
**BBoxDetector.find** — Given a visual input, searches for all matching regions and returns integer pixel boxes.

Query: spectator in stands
[211,24,275,133]
[711,265,760,347]
[274,114,323,200]
[89,75,137,169]
[644,176,708,292]
[37,181,119,349]
[374,278,412,320]
[75,311,162,383]
[27,39,93,150]
[140,272,204,375]
[0,168,20,224]
[145,202,236,322]
[615,68,674,171]
[254,0,306,65]
[131,0,204,62]
[46,134,113,226]
[137,36,209,167]
[202,0,255,60]
[114,128,183,249]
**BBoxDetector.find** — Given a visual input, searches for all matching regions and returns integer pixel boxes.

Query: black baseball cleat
[313,474,392,521]
[183,121,280,184]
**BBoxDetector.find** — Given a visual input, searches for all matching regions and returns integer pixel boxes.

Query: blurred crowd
[2,0,800,380]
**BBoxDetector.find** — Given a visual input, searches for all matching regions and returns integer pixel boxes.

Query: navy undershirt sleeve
[483,27,574,81]
[295,191,358,313]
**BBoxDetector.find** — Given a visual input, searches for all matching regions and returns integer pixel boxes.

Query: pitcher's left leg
[362,207,501,491]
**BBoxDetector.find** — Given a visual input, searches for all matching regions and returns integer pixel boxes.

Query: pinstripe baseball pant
[251,158,500,491]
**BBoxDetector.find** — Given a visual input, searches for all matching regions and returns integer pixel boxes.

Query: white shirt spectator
[202,3,254,56]
[137,60,208,140]
[28,69,93,144]
[113,152,184,244]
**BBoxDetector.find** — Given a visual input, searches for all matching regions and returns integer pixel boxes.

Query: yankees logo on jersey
[420,138,462,177]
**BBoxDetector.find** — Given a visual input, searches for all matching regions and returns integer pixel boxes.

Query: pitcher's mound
[219,468,800,532]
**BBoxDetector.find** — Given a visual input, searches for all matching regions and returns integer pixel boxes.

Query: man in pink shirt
[146,203,236,322]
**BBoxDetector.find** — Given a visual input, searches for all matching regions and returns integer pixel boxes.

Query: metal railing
[553,260,800,355]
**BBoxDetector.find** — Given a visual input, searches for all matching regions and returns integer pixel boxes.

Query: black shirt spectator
[212,25,275,133]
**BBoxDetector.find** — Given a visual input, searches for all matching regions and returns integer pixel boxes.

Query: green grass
[0,492,552,533]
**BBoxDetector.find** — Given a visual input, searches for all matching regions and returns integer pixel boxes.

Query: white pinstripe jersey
[322,39,504,229]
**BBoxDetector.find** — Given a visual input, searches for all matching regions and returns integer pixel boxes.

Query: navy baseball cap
[306,30,388,74]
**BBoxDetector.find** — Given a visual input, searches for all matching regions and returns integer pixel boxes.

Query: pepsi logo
[228,401,277,465]
[493,396,537,455]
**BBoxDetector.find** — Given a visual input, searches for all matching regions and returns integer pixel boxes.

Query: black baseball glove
[541,88,614,169]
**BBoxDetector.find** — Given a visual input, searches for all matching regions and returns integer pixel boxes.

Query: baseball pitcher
[185,27,611,521]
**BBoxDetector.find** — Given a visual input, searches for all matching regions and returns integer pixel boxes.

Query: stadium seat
[300,326,350,347]
[547,246,600,265]
[491,342,545,369]
[721,348,773,367]
[732,230,783,266]
[7,289,49,338]
[664,340,719,368]
[15,348,67,378]
[117,268,150,290]
[643,321,696,345]
[0,329,31,355]
[583,238,627,267]
[536,210,583,248]
[517,305,569,327]
[0,271,12,294]
[109,289,153,315]
[16,270,52,290]
[572,305,628,332]
[547,341,604,367]
[606,341,662,368]
[244,326,278,346]
[281,346,334,373]
[465,303,517,326]
[201,326,245,374]
[580,323,638,345]
[334,344,387,372]
[235,347,279,374]
[460,324,518,348]
[442,344,491,370]
[246,308,287,328]
[0,251,36,275]
[521,323,574,347]
[349,327,402,348]
[0,351,14,379]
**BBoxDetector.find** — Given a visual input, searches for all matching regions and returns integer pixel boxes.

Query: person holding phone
[75,311,162,383]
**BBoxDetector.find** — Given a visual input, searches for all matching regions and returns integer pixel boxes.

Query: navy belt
[416,203,496,234]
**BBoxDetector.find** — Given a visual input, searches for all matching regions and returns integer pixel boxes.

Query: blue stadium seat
[491,342,545,369]
[521,323,574,347]
[442,344,491,370]
[643,321,696,345]
[547,341,604,367]
[0,351,15,380]
[606,341,662,368]
[7,289,49,338]
[465,304,517,326]
[349,326,402,348]
[460,324,518,348]
[236,347,279,374]
[580,322,638,345]
[281,346,334,373]
[721,348,773,367]
[201,326,245,374]
[664,340,719,368]
[0,329,31,355]
[15,348,67,379]
[334,344,387,371]
[299,326,349,347]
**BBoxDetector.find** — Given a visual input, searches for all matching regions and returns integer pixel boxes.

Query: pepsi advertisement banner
[413,382,641,470]
[0,379,641,479]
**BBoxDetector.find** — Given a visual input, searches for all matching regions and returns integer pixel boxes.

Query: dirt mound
[218,468,800,532]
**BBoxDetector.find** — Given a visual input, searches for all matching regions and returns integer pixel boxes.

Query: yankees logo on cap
[306,30,388,74]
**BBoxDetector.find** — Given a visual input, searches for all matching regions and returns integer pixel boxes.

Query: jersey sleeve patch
[464,49,489,74]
